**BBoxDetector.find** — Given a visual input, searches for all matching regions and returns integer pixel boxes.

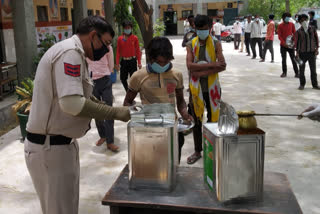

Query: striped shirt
[294,26,319,53]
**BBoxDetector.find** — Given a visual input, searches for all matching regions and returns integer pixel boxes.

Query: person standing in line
[87,45,119,151]
[308,11,318,30]
[294,14,301,31]
[277,12,299,78]
[25,16,130,214]
[294,14,320,90]
[244,15,252,56]
[213,19,223,41]
[185,15,226,164]
[115,20,142,92]
[239,23,245,53]
[260,14,275,63]
[233,18,242,50]
[250,14,263,59]
[182,15,196,47]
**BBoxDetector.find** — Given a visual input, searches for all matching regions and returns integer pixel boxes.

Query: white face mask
[301,21,308,32]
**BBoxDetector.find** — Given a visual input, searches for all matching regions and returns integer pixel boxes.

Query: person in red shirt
[115,20,142,91]
[277,12,299,78]
[260,14,275,62]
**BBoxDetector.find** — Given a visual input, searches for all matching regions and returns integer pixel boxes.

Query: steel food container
[203,123,265,202]
[128,103,178,192]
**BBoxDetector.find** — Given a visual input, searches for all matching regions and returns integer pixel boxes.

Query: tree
[285,0,290,13]
[113,0,143,46]
[132,0,153,49]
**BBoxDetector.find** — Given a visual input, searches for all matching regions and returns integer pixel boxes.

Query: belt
[27,132,72,145]
[122,56,136,60]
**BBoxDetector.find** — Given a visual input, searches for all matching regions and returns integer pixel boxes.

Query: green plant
[12,78,34,115]
[33,33,56,67]
[153,18,166,37]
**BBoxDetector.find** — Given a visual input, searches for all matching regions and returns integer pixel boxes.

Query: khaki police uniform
[25,35,92,214]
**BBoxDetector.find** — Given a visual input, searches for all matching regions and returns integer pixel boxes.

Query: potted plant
[12,78,33,139]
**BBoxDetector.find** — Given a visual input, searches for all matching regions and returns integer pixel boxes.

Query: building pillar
[104,0,115,29]
[197,0,203,15]
[73,0,87,33]
[153,0,159,25]
[12,0,37,80]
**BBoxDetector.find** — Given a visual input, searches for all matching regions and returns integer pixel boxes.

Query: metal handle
[144,115,164,125]
[254,113,302,117]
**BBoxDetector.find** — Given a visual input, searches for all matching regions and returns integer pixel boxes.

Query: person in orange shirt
[260,14,275,63]
[115,20,142,92]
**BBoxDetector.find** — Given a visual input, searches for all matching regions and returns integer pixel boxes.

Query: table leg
[110,206,120,214]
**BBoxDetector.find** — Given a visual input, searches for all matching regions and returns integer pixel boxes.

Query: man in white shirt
[250,14,263,59]
[233,18,242,49]
[244,15,252,56]
[213,19,222,41]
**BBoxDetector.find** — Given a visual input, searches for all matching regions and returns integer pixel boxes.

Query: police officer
[25,16,130,214]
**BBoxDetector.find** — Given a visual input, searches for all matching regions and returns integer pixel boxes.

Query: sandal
[187,153,201,164]
[95,138,106,146]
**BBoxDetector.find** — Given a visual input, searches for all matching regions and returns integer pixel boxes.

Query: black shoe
[280,73,287,78]
[294,73,299,78]
[251,57,256,59]
[259,59,265,62]
[298,86,304,90]
[246,54,251,56]
[270,60,274,63]
[312,86,320,90]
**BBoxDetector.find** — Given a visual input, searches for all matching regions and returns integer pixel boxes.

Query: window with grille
[60,8,68,21]
[37,6,48,22]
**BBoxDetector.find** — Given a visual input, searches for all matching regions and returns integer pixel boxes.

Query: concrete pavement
[0,36,319,214]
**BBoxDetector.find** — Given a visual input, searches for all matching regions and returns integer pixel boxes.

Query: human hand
[138,64,142,69]
[300,104,320,122]
[115,64,120,71]
[316,49,319,56]
[181,110,194,123]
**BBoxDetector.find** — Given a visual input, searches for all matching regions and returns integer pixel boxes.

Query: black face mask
[91,35,109,61]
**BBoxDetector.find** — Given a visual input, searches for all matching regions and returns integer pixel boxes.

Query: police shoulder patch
[64,63,81,77]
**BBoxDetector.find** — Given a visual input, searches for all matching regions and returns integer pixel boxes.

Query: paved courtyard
[0,36,319,214]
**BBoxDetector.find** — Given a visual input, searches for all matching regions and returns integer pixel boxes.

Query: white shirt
[251,20,263,38]
[213,22,222,35]
[295,22,301,31]
[244,21,252,33]
[233,21,242,34]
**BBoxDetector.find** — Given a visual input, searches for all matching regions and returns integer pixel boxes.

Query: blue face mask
[151,62,170,73]
[285,17,290,23]
[197,29,209,40]
[124,28,132,35]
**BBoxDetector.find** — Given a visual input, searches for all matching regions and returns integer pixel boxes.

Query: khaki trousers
[24,137,80,214]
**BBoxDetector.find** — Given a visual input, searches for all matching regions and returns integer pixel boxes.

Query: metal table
[102,165,303,214]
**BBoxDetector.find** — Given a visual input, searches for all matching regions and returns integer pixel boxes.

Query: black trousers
[262,40,274,61]
[280,46,299,75]
[299,52,318,87]
[251,38,263,58]
[178,132,184,163]
[245,32,251,54]
[234,33,241,49]
[120,58,137,91]
[189,92,212,153]
[93,75,114,144]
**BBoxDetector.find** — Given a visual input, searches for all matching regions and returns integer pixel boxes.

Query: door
[164,11,177,35]
[223,8,238,26]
